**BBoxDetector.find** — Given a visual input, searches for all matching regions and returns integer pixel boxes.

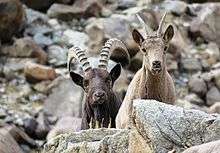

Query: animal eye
[164,46,168,52]
[83,80,89,88]
[142,48,147,52]
[105,77,111,84]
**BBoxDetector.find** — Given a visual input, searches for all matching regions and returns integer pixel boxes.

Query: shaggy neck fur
[142,63,167,102]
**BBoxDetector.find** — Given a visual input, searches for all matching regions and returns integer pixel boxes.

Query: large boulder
[47,0,103,20]
[85,15,138,57]
[0,0,25,43]
[44,77,84,120]
[1,37,47,64]
[0,125,38,153]
[24,62,57,82]
[43,100,220,153]
[46,116,81,141]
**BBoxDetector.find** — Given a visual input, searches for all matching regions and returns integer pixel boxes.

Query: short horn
[157,12,167,36]
[98,38,130,69]
[68,46,91,72]
[136,13,153,35]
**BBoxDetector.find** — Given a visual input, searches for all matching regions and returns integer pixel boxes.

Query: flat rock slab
[43,100,220,153]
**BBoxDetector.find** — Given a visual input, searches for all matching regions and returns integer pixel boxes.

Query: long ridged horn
[136,13,153,35]
[157,12,167,36]
[68,46,91,72]
[98,38,129,69]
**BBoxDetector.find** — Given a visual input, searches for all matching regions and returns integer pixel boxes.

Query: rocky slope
[0,0,220,152]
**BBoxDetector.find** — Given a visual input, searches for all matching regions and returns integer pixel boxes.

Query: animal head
[132,12,174,75]
[68,39,128,106]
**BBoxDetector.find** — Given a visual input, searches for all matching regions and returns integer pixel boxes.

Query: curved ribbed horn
[68,46,91,72]
[98,38,130,69]
[157,12,167,36]
[136,13,153,35]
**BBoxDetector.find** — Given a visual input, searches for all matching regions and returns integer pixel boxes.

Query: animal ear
[70,71,84,88]
[110,63,121,83]
[163,25,174,43]
[132,29,144,45]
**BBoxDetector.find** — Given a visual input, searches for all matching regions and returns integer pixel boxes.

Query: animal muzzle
[151,60,162,75]
[93,90,106,104]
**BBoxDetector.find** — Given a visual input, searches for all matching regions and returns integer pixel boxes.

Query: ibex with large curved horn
[116,12,176,129]
[68,38,130,129]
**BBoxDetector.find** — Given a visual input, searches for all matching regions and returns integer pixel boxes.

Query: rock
[181,58,202,72]
[21,0,55,11]
[2,37,48,64]
[85,16,138,56]
[184,93,205,106]
[104,15,138,56]
[132,100,220,152]
[206,86,220,106]
[35,112,50,140]
[24,62,57,82]
[214,71,220,89]
[61,30,89,49]
[25,8,49,25]
[47,116,81,141]
[44,129,132,153]
[47,0,102,20]
[189,3,220,48]
[188,76,207,97]
[118,0,136,9]
[182,140,220,153]
[209,103,220,114]
[160,0,188,15]
[0,0,25,43]
[33,81,52,94]
[44,100,220,153]
[0,125,38,153]
[24,8,52,39]
[2,58,36,80]
[0,126,24,153]
[48,45,67,66]
[198,42,220,66]
[44,77,84,120]
[23,117,38,138]
[0,108,7,119]
[33,33,53,48]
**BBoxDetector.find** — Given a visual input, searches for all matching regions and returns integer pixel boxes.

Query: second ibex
[68,38,130,129]
[116,12,176,129]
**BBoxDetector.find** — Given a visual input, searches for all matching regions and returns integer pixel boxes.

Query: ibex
[68,38,129,129]
[116,12,176,129]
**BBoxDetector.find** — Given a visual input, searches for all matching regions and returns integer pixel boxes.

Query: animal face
[70,63,121,105]
[132,25,174,75]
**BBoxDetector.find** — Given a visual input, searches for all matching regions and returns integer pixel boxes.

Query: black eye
[105,77,111,84]
[164,46,168,52]
[142,48,147,52]
[83,79,89,88]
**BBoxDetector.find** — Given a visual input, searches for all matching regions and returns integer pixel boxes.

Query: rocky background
[1,0,220,152]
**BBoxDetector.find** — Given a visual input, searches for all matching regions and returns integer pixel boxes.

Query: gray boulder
[44,77,84,119]
[43,100,220,153]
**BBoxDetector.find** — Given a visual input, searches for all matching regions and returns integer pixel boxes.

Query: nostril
[152,61,161,68]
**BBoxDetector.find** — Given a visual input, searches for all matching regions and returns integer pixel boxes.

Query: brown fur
[116,14,176,129]
[70,65,122,130]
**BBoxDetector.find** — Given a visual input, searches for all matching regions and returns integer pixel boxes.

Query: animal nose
[94,91,105,99]
[152,61,161,69]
